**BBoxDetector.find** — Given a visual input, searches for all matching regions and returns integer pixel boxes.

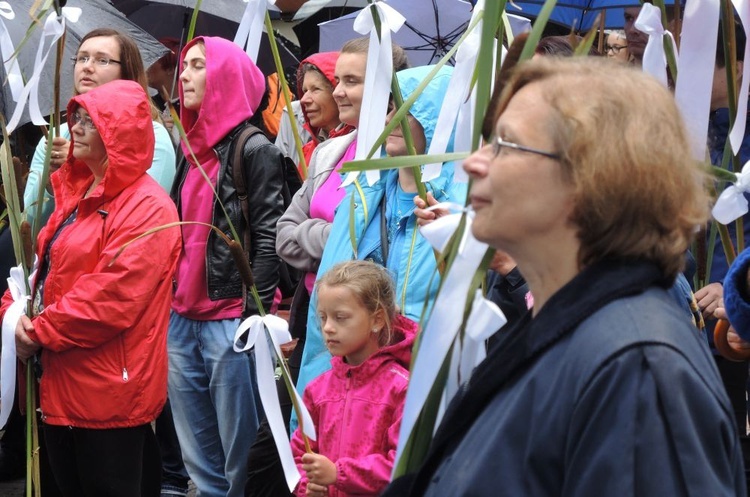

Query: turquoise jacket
[295,65,467,416]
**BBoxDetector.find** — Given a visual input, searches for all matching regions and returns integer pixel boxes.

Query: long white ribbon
[0,2,23,102]
[416,202,470,252]
[233,314,316,492]
[713,161,750,224]
[340,1,405,188]
[422,5,483,182]
[673,0,719,161]
[234,0,273,64]
[395,213,491,469]
[0,261,36,430]
[6,7,81,133]
[634,3,678,88]
[730,0,750,154]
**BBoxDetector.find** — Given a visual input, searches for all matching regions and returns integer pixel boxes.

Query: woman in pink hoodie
[291,260,417,497]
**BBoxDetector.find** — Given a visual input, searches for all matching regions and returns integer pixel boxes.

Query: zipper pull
[122,368,129,382]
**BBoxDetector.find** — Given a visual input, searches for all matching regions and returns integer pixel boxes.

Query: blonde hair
[317,260,397,347]
[493,57,710,280]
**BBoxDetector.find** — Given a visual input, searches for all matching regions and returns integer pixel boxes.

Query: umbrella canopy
[110,0,300,75]
[505,0,680,32]
[318,0,474,66]
[1,0,167,129]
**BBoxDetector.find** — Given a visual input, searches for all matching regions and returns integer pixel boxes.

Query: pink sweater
[291,314,417,496]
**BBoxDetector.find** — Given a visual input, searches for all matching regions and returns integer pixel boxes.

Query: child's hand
[306,482,329,496]
[302,452,337,486]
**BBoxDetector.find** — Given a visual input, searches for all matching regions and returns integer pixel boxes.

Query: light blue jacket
[24,120,176,231]
[295,65,467,415]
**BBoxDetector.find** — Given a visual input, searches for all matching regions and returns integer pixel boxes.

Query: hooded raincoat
[291,314,418,496]
[294,65,467,409]
[0,80,181,428]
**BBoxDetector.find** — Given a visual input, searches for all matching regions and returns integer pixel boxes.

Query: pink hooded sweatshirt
[291,314,418,496]
[172,36,266,319]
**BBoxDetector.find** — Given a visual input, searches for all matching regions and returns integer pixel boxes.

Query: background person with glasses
[1,79,181,497]
[605,30,631,64]
[23,28,176,232]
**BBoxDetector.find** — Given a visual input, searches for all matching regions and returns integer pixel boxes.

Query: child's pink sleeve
[291,388,319,497]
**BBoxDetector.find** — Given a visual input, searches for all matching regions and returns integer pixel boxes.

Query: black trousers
[43,423,161,497]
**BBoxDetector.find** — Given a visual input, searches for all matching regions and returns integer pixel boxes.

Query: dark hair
[535,35,601,57]
[78,29,160,121]
[717,18,746,67]
[341,36,410,72]
[155,37,181,72]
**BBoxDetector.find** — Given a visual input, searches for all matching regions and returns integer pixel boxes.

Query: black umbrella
[1,0,168,130]
[110,0,301,76]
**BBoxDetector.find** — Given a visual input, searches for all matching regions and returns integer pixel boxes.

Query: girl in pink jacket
[291,260,417,496]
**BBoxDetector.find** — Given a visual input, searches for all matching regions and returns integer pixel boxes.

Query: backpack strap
[231,124,266,255]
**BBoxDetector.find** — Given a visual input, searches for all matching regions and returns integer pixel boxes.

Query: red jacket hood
[179,36,266,161]
[58,80,154,214]
[331,314,418,375]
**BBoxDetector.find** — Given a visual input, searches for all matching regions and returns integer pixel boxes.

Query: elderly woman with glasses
[0,79,181,496]
[385,57,745,496]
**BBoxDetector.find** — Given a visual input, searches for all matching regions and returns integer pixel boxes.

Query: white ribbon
[340,1,406,188]
[6,7,81,133]
[713,161,750,224]
[0,2,23,102]
[673,0,719,161]
[233,314,316,492]
[417,203,469,252]
[395,214,492,469]
[0,261,37,430]
[634,3,678,88]
[422,5,483,182]
[443,289,506,404]
[233,0,274,64]
[730,0,750,154]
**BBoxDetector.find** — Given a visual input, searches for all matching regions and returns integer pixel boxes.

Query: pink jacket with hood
[291,314,418,496]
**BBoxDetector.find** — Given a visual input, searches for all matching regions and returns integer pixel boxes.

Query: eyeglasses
[70,113,97,132]
[605,44,628,54]
[492,137,561,160]
[71,55,121,67]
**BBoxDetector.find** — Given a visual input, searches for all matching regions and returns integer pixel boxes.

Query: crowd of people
[2,4,750,497]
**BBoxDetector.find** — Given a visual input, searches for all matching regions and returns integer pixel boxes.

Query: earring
[372,328,379,334]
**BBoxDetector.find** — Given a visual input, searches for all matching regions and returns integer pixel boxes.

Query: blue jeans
[168,313,260,497]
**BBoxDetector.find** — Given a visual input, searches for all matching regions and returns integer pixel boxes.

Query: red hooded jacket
[0,80,181,428]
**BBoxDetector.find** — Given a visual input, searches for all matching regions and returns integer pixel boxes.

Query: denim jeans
[168,312,260,497]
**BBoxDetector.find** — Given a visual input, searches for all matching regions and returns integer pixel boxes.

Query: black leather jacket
[171,122,285,316]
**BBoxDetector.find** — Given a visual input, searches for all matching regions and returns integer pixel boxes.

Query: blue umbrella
[505,0,680,31]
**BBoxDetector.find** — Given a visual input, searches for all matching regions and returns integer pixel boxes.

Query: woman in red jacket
[1,79,181,496]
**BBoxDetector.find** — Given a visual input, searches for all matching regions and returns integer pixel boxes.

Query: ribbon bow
[396,213,506,468]
[7,7,81,133]
[713,161,750,224]
[233,314,316,492]
[340,1,406,189]
[634,3,677,88]
[0,261,37,429]
[234,0,276,63]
